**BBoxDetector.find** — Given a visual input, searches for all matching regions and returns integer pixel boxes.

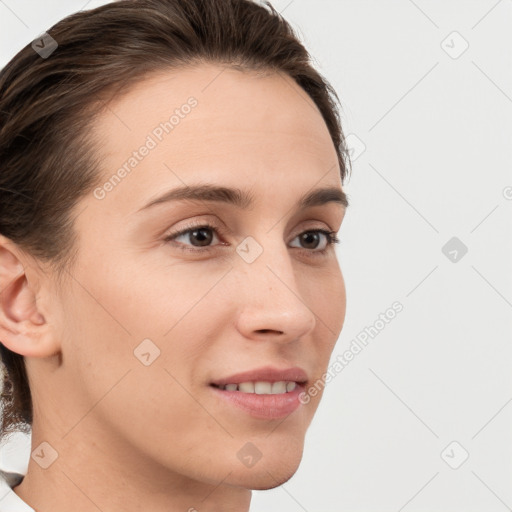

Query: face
[27,64,347,491]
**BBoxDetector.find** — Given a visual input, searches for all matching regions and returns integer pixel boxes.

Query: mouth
[210,381,302,394]
[208,366,309,419]
[209,365,308,393]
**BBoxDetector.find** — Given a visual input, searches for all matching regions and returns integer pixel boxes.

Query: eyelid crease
[162,220,340,256]
[162,217,338,242]
[162,219,228,243]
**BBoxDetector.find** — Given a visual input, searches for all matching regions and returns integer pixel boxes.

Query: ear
[0,234,60,358]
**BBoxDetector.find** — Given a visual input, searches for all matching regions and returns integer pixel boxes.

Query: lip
[209,366,309,420]
[210,381,306,420]
[209,366,308,387]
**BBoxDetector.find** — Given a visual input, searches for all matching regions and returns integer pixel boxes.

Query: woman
[0,0,351,510]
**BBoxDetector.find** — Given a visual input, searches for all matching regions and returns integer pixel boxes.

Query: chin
[247,465,299,490]
[228,444,304,490]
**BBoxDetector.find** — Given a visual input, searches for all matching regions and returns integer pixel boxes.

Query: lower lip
[209,384,305,420]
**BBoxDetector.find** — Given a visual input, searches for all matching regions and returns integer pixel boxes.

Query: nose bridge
[237,232,295,293]
[233,233,316,337]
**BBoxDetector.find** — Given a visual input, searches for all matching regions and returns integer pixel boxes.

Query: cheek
[308,265,346,396]
[58,263,235,468]
[64,257,232,397]
[308,263,347,345]
[71,256,223,338]
[328,263,347,329]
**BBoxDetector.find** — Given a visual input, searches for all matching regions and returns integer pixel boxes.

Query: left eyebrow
[136,184,349,213]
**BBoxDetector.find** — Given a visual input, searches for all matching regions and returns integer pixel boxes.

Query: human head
[0,0,351,504]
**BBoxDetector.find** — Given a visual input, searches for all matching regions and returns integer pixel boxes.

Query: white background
[0,1,511,511]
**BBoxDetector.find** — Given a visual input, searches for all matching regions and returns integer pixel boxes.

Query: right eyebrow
[136,183,349,213]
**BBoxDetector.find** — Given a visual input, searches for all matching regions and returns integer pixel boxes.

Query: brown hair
[0,0,351,443]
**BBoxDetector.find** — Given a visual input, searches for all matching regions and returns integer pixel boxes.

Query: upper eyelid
[165,220,335,241]
[165,221,226,240]
[164,223,337,254]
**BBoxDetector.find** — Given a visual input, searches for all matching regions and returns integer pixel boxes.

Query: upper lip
[210,366,308,386]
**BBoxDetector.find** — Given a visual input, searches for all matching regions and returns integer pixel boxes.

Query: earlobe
[0,236,57,358]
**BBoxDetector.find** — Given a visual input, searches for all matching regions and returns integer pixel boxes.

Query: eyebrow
[137,184,349,213]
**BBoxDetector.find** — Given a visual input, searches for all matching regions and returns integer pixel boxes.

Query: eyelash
[163,222,340,257]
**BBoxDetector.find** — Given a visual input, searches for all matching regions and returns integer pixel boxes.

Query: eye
[289,229,339,254]
[163,222,340,255]
[163,224,223,252]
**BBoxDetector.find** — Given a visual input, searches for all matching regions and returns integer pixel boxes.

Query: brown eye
[299,231,322,250]
[290,230,338,253]
[183,227,214,247]
[163,223,339,257]
[164,225,219,248]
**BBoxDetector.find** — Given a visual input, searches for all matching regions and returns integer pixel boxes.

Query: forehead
[93,63,335,155]
[89,64,340,212]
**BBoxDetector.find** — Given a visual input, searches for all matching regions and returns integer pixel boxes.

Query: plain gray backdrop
[0,1,511,511]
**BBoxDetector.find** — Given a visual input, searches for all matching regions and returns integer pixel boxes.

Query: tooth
[271,381,287,394]
[286,382,296,392]
[225,383,238,391]
[254,382,272,394]
[238,382,255,393]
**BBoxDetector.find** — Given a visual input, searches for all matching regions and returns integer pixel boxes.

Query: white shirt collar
[0,469,34,511]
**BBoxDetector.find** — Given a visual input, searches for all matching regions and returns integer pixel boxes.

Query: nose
[234,238,317,343]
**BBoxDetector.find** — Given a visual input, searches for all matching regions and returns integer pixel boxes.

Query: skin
[0,63,347,512]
